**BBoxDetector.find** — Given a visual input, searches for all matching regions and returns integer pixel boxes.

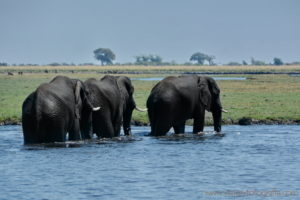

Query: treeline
[1,48,300,66]
[92,48,300,66]
[2,59,300,67]
[0,62,96,67]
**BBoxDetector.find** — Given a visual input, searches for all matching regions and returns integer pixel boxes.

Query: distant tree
[206,55,216,65]
[287,61,300,65]
[135,55,148,65]
[149,54,162,64]
[0,62,8,66]
[190,52,215,65]
[227,62,242,66]
[169,60,178,65]
[242,60,248,65]
[273,57,284,66]
[251,57,266,66]
[78,63,95,66]
[135,54,163,65]
[183,62,193,66]
[48,62,61,66]
[190,52,207,65]
[93,48,116,65]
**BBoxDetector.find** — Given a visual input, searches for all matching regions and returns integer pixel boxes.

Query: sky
[0,0,299,65]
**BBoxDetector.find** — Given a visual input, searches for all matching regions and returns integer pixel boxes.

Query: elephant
[82,75,145,138]
[22,76,100,144]
[147,75,227,136]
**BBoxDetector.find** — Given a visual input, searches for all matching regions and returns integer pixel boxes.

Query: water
[0,125,300,200]
[289,74,300,77]
[132,77,247,81]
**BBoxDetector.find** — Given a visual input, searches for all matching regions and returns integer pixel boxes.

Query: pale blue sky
[0,0,299,64]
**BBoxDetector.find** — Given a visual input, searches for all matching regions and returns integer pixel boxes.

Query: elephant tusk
[92,107,101,111]
[222,109,228,113]
[135,106,147,112]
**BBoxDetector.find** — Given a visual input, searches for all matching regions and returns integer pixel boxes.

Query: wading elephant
[147,75,226,136]
[22,76,100,144]
[82,75,145,138]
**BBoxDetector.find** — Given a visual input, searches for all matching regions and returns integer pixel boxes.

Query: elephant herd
[22,75,226,144]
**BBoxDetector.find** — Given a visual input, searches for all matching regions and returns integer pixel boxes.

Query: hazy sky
[0,0,299,64]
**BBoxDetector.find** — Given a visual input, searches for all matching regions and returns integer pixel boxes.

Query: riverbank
[1,65,300,74]
[1,118,300,126]
[1,65,300,126]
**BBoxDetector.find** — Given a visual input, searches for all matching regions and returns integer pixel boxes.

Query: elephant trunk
[80,108,93,139]
[212,109,222,133]
[123,109,133,136]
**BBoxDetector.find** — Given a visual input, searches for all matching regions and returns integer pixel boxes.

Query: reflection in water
[154,131,225,143]
[0,125,300,200]
[23,142,86,150]
[23,136,143,150]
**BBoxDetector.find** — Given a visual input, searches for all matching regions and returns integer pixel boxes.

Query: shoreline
[1,118,300,126]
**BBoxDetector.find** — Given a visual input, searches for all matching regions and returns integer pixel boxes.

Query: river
[0,125,299,199]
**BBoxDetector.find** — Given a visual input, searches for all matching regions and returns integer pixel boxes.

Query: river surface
[0,125,299,200]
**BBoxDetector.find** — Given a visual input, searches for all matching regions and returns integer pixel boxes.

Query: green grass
[1,67,300,125]
[220,75,300,123]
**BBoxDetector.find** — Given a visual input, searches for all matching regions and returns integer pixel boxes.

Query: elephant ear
[74,81,82,119]
[198,77,212,111]
[126,80,134,96]
[119,76,134,96]
[206,76,220,97]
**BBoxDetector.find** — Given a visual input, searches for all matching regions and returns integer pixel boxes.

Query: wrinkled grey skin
[22,76,97,144]
[147,75,223,136]
[82,75,136,138]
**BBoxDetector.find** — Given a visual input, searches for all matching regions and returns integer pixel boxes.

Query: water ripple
[0,125,300,200]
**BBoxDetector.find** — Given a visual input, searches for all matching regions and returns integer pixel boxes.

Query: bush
[227,62,242,66]
[0,62,8,66]
[251,58,266,66]
[273,57,284,66]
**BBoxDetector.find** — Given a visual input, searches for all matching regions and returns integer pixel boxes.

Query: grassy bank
[0,65,300,125]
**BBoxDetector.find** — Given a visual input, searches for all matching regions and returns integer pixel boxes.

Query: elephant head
[75,80,100,116]
[74,80,100,139]
[117,76,145,135]
[198,76,225,132]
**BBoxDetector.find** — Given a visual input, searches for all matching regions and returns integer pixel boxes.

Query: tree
[93,48,116,65]
[0,62,8,66]
[227,62,242,66]
[135,55,149,65]
[251,57,266,66]
[206,55,216,65]
[149,54,162,64]
[135,54,163,65]
[273,57,283,66]
[190,52,215,65]
[190,52,207,65]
